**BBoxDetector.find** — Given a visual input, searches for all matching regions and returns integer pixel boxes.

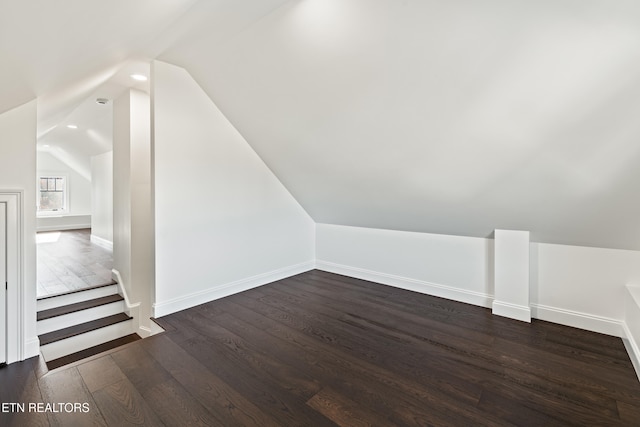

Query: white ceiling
[2,0,640,250]
[0,0,198,175]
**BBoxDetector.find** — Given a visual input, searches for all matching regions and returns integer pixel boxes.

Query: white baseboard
[315,260,493,308]
[492,300,531,322]
[153,261,316,318]
[530,303,624,337]
[24,337,41,360]
[622,322,640,382]
[138,321,165,338]
[90,234,113,251]
[37,223,91,232]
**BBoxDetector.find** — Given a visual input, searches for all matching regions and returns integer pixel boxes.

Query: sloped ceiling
[160,0,640,250]
[2,0,640,250]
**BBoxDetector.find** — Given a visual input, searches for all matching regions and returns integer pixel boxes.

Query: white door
[0,203,6,365]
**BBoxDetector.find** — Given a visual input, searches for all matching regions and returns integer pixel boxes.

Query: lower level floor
[37,229,112,298]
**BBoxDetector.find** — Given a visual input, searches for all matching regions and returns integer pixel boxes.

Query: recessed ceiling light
[96,98,109,105]
[130,74,148,81]
[67,124,78,129]
[43,144,50,148]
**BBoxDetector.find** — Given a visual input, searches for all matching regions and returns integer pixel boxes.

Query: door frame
[0,200,5,366]
[0,191,24,364]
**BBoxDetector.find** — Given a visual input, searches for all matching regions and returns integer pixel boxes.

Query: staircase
[37,281,140,370]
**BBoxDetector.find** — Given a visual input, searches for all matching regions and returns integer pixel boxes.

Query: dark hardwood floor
[37,229,113,298]
[2,270,640,426]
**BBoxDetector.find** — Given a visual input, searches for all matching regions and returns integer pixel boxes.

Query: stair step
[37,297,126,335]
[37,284,119,311]
[46,334,141,371]
[40,314,134,361]
[39,313,132,346]
[37,280,117,301]
[38,294,124,321]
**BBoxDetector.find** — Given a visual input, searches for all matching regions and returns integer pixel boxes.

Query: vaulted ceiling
[2,0,640,250]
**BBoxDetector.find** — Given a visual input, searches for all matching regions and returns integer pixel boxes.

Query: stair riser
[40,320,133,361]
[37,285,119,311]
[37,301,126,335]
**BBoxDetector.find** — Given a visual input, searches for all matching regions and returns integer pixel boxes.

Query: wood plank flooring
[2,270,640,426]
[37,229,113,298]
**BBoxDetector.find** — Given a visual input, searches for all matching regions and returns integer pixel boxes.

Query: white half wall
[0,100,39,361]
[36,215,91,232]
[531,242,640,336]
[90,151,113,245]
[152,60,315,317]
[316,223,640,339]
[315,223,494,307]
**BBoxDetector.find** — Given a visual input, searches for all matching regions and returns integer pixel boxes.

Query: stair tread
[37,280,117,301]
[46,334,141,371]
[39,313,132,346]
[37,294,124,321]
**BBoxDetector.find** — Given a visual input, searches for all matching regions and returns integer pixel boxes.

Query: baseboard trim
[622,322,640,382]
[138,320,165,338]
[90,234,113,251]
[492,300,531,322]
[153,261,316,318]
[530,303,624,337]
[315,260,493,308]
[37,223,91,232]
[24,337,41,360]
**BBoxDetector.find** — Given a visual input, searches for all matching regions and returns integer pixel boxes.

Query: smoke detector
[96,98,109,105]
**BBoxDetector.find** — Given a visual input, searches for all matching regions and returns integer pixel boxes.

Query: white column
[113,89,154,336]
[493,229,531,322]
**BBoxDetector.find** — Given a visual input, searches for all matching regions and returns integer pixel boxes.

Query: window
[38,176,67,213]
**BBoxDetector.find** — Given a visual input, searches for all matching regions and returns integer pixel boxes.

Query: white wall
[90,151,113,244]
[316,223,640,338]
[316,223,494,307]
[152,60,315,317]
[0,100,39,360]
[37,151,92,231]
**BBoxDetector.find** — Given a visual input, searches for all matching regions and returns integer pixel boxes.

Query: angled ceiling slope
[0,0,200,118]
[161,0,640,251]
[2,0,640,251]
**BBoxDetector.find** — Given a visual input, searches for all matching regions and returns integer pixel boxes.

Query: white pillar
[113,89,154,336]
[493,229,531,322]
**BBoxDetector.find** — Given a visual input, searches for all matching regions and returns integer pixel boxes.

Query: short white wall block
[36,214,91,232]
[492,229,531,322]
[624,285,640,381]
